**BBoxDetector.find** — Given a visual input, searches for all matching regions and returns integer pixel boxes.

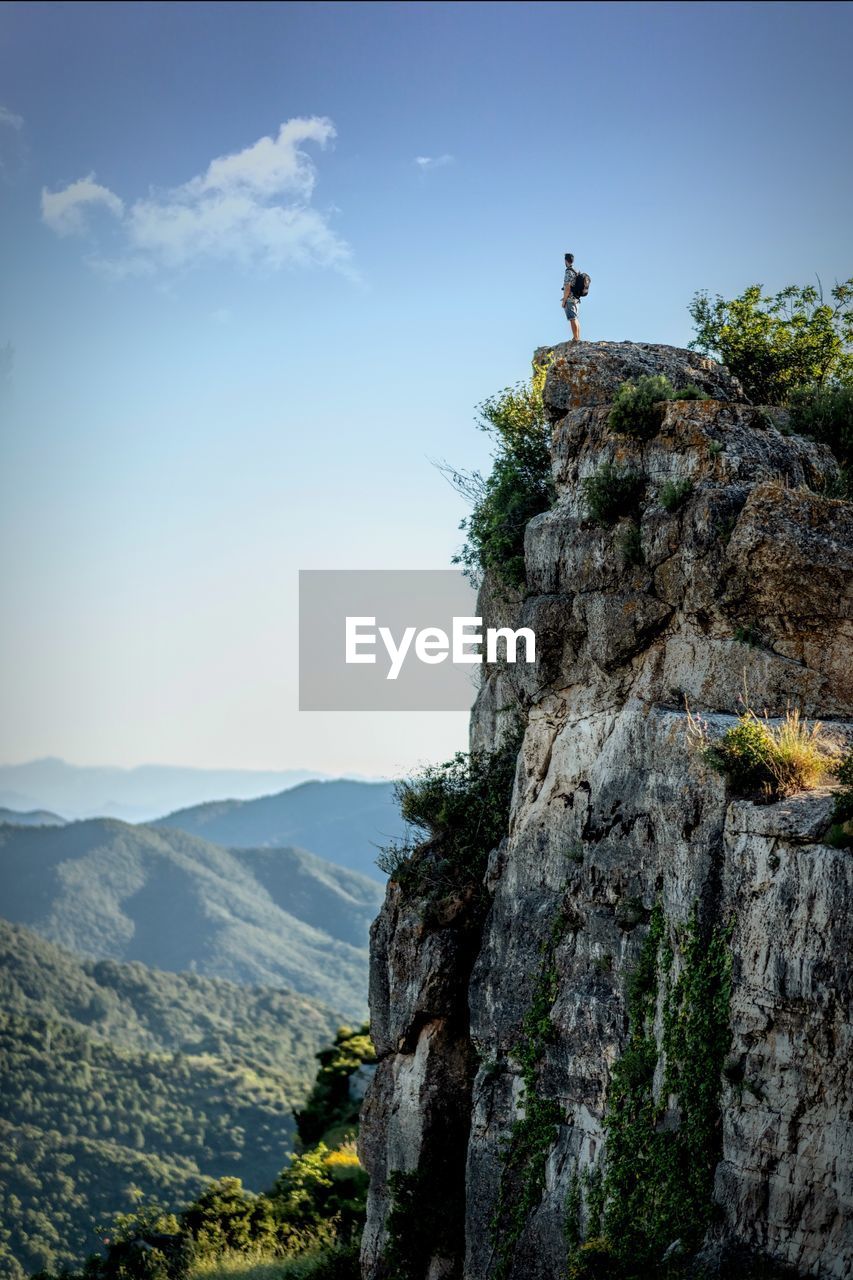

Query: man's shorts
[564,298,579,320]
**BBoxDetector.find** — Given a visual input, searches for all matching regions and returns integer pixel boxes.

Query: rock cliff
[359,341,853,1279]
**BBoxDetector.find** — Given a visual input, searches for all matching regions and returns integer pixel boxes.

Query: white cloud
[0,106,23,131]
[41,174,125,236]
[415,154,454,172]
[192,116,335,199]
[41,117,351,277]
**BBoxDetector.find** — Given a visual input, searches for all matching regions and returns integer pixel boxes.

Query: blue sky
[0,0,851,776]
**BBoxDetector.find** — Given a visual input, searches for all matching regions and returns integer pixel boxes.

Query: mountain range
[0,759,333,823]
[154,778,403,880]
[0,818,384,1019]
[0,808,65,827]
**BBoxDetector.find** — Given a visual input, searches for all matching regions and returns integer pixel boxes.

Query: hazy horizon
[0,755,395,823]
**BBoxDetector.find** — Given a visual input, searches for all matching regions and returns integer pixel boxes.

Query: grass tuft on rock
[688,704,839,799]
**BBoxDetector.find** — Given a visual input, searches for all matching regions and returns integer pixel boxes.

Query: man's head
[565,253,574,265]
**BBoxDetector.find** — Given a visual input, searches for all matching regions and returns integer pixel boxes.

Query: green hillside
[0,922,340,1280]
[0,820,382,1019]
[153,779,403,880]
[29,1024,378,1280]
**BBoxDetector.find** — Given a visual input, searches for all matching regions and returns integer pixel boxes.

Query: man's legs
[570,316,580,342]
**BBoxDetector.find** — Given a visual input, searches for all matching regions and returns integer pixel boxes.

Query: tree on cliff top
[688,277,853,404]
[439,360,554,589]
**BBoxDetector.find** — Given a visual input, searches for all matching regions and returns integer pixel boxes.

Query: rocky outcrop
[359,341,853,1279]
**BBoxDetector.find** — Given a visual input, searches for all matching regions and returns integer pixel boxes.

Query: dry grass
[687,698,840,799]
[765,709,837,796]
[188,1252,289,1280]
[187,1240,354,1280]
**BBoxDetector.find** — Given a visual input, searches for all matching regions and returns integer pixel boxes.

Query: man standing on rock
[561,251,581,342]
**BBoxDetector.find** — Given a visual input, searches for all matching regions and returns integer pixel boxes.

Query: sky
[0,0,851,779]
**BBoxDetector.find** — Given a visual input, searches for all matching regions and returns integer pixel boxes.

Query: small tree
[440,362,554,589]
[688,278,853,404]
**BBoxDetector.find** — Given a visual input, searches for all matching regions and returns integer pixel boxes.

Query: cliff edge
[359,340,853,1280]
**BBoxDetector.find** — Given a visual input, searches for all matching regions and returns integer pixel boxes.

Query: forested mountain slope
[0,820,382,1018]
[0,921,340,1280]
[154,779,403,880]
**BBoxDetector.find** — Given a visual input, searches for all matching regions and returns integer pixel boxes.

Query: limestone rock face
[359,342,853,1280]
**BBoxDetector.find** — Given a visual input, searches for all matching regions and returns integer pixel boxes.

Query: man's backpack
[572,272,591,299]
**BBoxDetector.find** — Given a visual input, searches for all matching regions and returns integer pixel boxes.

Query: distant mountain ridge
[154,778,404,880]
[0,807,65,827]
[0,758,334,823]
[0,818,383,1018]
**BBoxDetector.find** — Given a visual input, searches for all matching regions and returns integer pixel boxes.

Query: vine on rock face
[489,910,566,1280]
[589,903,733,1276]
[383,1157,462,1280]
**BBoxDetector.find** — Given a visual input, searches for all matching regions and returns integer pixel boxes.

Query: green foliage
[271,1145,367,1248]
[582,465,644,527]
[600,906,732,1274]
[565,1174,582,1249]
[0,927,338,1280]
[295,1027,375,1149]
[733,622,764,647]
[828,749,853,848]
[788,383,853,493]
[703,714,775,794]
[567,1238,618,1280]
[383,1159,461,1280]
[688,279,853,404]
[181,1180,278,1258]
[24,1025,371,1280]
[377,733,520,901]
[659,479,693,513]
[616,522,644,569]
[490,910,565,1280]
[608,376,709,441]
[834,750,853,819]
[186,1243,360,1280]
[449,363,555,588]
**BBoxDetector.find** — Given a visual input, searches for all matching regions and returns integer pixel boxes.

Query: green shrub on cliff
[607,375,708,441]
[688,278,853,404]
[828,749,853,849]
[443,362,555,589]
[582,465,644,527]
[788,382,853,496]
[376,733,520,900]
[659,478,694,512]
[689,706,838,799]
